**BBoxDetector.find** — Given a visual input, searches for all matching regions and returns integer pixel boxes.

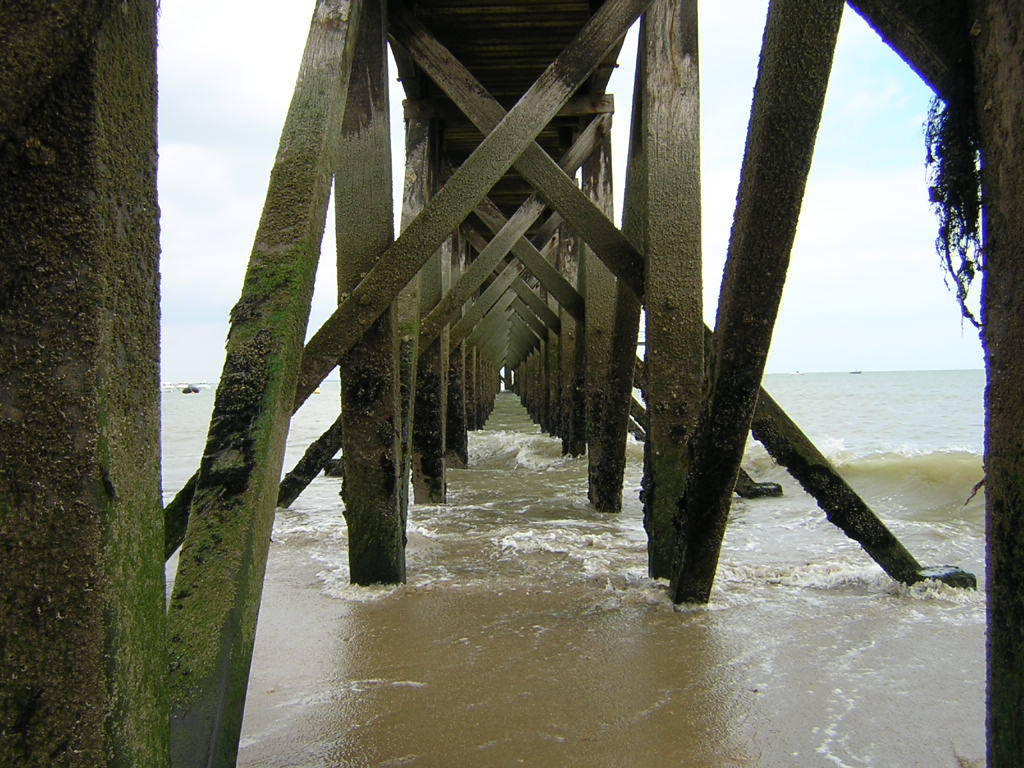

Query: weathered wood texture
[336,0,404,584]
[546,292,562,436]
[0,0,119,143]
[166,3,360,765]
[297,0,652,403]
[971,1,1024,763]
[630,0,704,577]
[580,124,637,513]
[450,262,522,347]
[465,346,480,431]
[630,386,779,500]
[599,282,643,511]
[670,0,844,604]
[0,3,167,765]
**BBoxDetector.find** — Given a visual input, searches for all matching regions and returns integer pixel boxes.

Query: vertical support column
[0,4,166,765]
[972,3,1024,764]
[630,0,704,578]
[670,0,843,603]
[413,222,450,503]
[465,345,479,431]
[583,117,639,514]
[336,0,403,585]
[446,232,470,467]
[556,225,588,456]
[395,115,430,521]
[546,290,562,437]
[166,3,361,764]
[581,125,622,511]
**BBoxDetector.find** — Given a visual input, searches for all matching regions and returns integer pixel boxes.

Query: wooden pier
[1,1,1021,766]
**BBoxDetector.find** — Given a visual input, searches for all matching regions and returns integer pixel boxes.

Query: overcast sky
[156,1,984,383]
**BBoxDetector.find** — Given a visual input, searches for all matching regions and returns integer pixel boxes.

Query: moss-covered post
[670,0,843,604]
[627,0,704,578]
[514,297,549,428]
[971,3,1024,763]
[581,126,620,510]
[446,232,470,468]
[335,0,404,585]
[0,4,166,765]
[165,3,360,764]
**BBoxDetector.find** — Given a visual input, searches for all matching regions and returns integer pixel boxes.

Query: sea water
[163,370,987,767]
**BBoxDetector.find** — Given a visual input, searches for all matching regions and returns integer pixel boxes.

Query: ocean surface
[163,369,987,767]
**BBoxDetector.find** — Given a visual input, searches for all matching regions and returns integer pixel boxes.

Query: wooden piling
[395,114,431,531]
[445,235,470,468]
[581,127,634,512]
[165,3,360,763]
[970,3,1024,763]
[413,229,451,503]
[0,4,167,764]
[670,0,844,604]
[628,0,704,578]
[556,224,589,456]
[336,0,404,585]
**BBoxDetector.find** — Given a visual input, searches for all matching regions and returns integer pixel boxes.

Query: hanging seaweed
[925,94,983,328]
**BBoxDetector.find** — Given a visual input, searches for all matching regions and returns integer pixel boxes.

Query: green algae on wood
[0,2,167,764]
[166,2,361,764]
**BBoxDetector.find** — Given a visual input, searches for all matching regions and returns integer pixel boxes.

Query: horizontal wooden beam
[404,93,615,121]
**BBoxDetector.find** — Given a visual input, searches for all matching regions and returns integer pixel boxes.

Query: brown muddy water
[163,372,987,767]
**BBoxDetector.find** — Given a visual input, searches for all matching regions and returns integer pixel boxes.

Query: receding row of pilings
[2,0,1024,766]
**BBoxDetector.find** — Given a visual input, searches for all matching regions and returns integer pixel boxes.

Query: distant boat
[181,384,200,394]
[849,371,863,375]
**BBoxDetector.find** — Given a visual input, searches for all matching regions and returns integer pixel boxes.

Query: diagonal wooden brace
[417,113,608,345]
